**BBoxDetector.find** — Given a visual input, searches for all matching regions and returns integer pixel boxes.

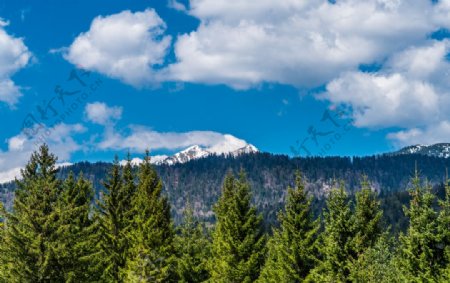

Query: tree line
[1,145,450,282]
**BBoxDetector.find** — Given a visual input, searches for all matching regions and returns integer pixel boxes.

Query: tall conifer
[259,171,319,282]
[2,144,63,282]
[399,173,439,281]
[209,170,266,283]
[54,172,95,282]
[352,176,383,256]
[309,182,354,282]
[123,151,176,282]
[93,155,127,282]
[175,201,211,282]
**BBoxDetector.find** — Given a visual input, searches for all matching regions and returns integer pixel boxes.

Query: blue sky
[0,0,449,180]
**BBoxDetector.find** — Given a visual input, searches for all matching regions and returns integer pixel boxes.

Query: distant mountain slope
[2,148,450,233]
[391,143,450,158]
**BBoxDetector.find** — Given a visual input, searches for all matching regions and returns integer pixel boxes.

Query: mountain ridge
[390,143,450,158]
[120,143,259,166]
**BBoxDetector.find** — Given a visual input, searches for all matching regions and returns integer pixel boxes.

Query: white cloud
[387,121,450,147]
[320,39,450,146]
[85,102,123,125]
[65,9,171,87]
[0,123,86,182]
[0,79,22,106]
[96,124,249,153]
[166,0,437,89]
[168,0,188,12]
[323,72,440,128]
[433,0,450,30]
[0,167,22,184]
[57,2,450,148]
[322,40,450,130]
[0,19,31,107]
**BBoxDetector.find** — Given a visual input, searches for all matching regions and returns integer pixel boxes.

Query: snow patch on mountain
[392,143,450,158]
[121,136,259,166]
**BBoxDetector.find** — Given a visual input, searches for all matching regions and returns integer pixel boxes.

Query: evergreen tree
[398,173,439,281]
[93,155,128,282]
[120,152,136,227]
[175,201,211,282]
[352,176,383,256]
[1,144,64,282]
[209,170,266,283]
[123,151,176,282]
[438,175,450,274]
[54,172,95,282]
[349,233,401,282]
[0,201,6,282]
[309,182,354,282]
[259,171,319,282]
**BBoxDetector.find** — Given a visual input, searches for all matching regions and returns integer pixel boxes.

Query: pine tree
[120,152,136,227]
[175,201,211,282]
[349,233,402,282]
[258,171,319,282]
[1,144,64,282]
[309,182,354,282]
[123,151,176,282]
[93,155,128,282]
[438,175,450,270]
[398,173,439,281]
[0,201,6,282]
[209,170,266,283]
[54,172,95,282]
[352,176,383,256]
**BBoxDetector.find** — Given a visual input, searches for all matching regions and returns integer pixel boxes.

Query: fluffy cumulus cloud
[85,102,123,125]
[65,9,171,87]
[323,72,440,128]
[0,123,86,183]
[61,1,450,147]
[323,39,450,144]
[166,0,438,89]
[0,19,31,106]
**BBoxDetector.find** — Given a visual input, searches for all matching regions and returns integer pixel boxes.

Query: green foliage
[123,151,176,282]
[54,172,95,282]
[352,176,383,255]
[209,170,266,283]
[92,155,129,282]
[5,146,450,282]
[398,174,440,282]
[438,176,450,274]
[309,182,355,282]
[175,201,211,282]
[259,171,319,282]
[0,202,6,282]
[349,233,402,282]
[1,144,65,282]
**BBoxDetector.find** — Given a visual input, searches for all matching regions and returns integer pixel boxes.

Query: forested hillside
[2,152,450,232]
[3,145,450,282]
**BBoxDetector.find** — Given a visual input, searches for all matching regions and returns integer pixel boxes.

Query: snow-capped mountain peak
[120,140,259,166]
[164,145,210,165]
